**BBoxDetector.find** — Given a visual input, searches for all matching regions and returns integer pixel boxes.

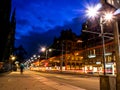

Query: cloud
[13,0,100,58]
[17,19,30,26]
[15,26,62,57]
[14,0,86,34]
[15,15,85,57]
[31,26,46,33]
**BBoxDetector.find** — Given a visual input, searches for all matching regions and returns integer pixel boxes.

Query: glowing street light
[85,3,114,75]
[41,46,64,71]
[85,3,102,19]
[41,47,46,52]
[10,55,16,71]
[50,47,64,72]
[104,12,113,21]
[33,54,36,58]
[41,47,48,60]
[11,55,16,61]
[85,2,120,90]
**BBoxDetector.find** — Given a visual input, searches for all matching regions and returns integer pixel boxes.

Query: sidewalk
[0,70,86,90]
[0,71,11,76]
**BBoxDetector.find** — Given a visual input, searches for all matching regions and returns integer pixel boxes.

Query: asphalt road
[0,70,100,90]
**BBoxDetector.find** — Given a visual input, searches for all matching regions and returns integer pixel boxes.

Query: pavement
[0,70,86,90]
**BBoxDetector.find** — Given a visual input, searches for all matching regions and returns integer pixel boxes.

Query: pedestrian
[20,63,24,74]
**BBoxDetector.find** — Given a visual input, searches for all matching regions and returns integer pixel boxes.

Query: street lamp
[43,47,64,72]
[41,47,48,60]
[113,13,120,90]
[100,16,107,75]
[85,3,114,75]
[38,55,41,66]
[33,54,36,58]
[10,55,16,71]
[11,55,16,61]
[32,54,41,66]
[85,2,120,90]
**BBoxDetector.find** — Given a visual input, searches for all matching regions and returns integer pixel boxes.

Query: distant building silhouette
[0,0,16,62]
[50,29,82,57]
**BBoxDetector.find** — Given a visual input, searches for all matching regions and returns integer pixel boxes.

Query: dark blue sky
[12,0,100,57]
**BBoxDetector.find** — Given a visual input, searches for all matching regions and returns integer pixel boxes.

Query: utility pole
[113,20,120,90]
[100,17,106,75]
[60,42,64,72]
[46,50,48,60]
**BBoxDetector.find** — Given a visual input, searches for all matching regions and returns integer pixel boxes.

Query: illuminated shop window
[71,56,74,60]
[75,57,78,60]
[106,56,112,62]
[93,49,96,55]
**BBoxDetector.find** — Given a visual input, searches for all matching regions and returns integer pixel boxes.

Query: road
[0,70,100,90]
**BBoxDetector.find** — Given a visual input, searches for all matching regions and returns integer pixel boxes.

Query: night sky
[12,0,100,57]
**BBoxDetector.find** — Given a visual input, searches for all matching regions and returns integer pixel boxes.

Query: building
[101,0,120,9]
[0,0,16,62]
[30,0,120,75]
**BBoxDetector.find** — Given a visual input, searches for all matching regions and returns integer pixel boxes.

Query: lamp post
[85,3,120,90]
[38,55,40,67]
[10,55,16,71]
[100,17,106,75]
[113,19,120,90]
[45,46,64,72]
[60,42,64,72]
[41,47,48,60]
[85,4,114,75]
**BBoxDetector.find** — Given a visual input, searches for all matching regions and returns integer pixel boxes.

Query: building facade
[0,0,16,62]
[30,0,120,75]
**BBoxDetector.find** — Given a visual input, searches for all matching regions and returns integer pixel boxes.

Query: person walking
[20,63,24,74]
